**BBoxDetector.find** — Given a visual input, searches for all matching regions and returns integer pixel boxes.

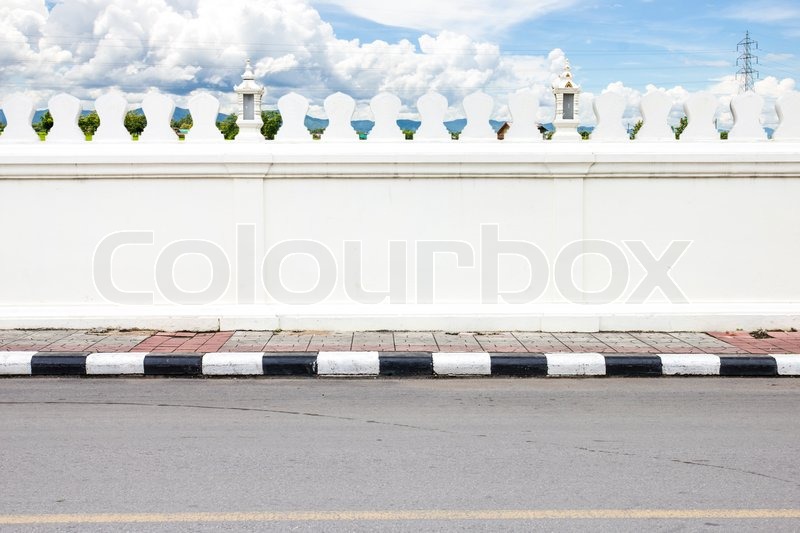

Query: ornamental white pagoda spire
[233,59,265,142]
[551,58,582,141]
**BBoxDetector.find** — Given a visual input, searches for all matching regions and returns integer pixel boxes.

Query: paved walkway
[1,329,799,354]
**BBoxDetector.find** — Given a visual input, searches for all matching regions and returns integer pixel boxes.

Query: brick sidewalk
[1,329,799,354]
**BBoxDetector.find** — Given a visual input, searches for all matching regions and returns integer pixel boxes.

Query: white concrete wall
[1,140,799,331]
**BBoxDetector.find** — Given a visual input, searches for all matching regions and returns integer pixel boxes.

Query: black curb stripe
[719,356,778,377]
[262,353,318,376]
[605,355,663,377]
[143,354,203,376]
[9,352,794,379]
[490,354,548,376]
[30,353,87,376]
[379,353,433,376]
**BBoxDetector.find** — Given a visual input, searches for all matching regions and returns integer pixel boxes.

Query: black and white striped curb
[1,352,799,377]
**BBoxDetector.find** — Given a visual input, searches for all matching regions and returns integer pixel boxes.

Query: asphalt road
[1,377,799,532]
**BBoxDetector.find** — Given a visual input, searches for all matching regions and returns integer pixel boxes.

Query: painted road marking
[2,509,800,524]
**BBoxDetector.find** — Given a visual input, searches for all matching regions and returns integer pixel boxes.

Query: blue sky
[5,0,799,126]
[314,0,799,94]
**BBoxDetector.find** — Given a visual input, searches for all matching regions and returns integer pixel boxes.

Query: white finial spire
[233,57,265,142]
[242,59,255,81]
[551,55,582,141]
[553,57,579,89]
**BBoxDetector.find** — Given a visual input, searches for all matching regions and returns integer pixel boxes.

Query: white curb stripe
[1,351,794,378]
[0,352,35,375]
[773,354,800,376]
[659,354,721,375]
[317,352,379,376]
[85,353,147,375]
[545,353,605,376]
[202,352,265,375]
[433,353,491,376]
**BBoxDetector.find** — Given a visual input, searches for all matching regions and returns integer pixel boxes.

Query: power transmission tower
[736,31,759,93]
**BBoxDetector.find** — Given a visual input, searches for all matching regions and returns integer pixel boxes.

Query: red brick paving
[135,331,236,353]
[708,331,800,355]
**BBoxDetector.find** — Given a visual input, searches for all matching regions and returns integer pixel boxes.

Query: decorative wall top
[1,87,799,144]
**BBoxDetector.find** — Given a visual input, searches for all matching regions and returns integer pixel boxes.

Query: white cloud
[726,2,800,23]
[755,76,797,95]
[764,53,795,62]
[593,75,797,131]
[593,81,685,127]
[712,75,797,128]
[2,0,794,130]
[0,1,48,61]
[0,0,571,118]
[308,0,579,36]
[602,81,643,122]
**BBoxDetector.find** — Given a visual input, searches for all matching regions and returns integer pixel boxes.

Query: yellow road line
[2,509,800,524]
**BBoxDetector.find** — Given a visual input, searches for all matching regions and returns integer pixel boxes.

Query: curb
[1,352,799,378]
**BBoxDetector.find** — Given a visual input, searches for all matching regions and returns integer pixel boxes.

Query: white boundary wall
[2,88,800,331]
[1,140,800,332]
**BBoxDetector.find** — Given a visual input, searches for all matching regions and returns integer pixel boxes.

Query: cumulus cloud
[1,0,795,129]
[0,0,570,116]
[710,75,796,128]
[0,1,48,63]
[308,0,579,36]
[591,75,796,130]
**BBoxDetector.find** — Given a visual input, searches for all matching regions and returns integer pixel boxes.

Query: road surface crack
[665,458,798,486]
[570,443,798,486]
[0,400,452,434]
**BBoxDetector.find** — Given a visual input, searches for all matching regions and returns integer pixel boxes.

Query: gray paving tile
[221,331,273,351]
[393,332,438,351]
[551,333,614,352]
[0,330,27,344]
[308,333,354,351]
[265,333,312,351]
[433,332,484,352]
[588,333,658,353]
[512,332,569,352]
[669,332,739,347]
[475,333,526,352]
[352,332,394,350]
